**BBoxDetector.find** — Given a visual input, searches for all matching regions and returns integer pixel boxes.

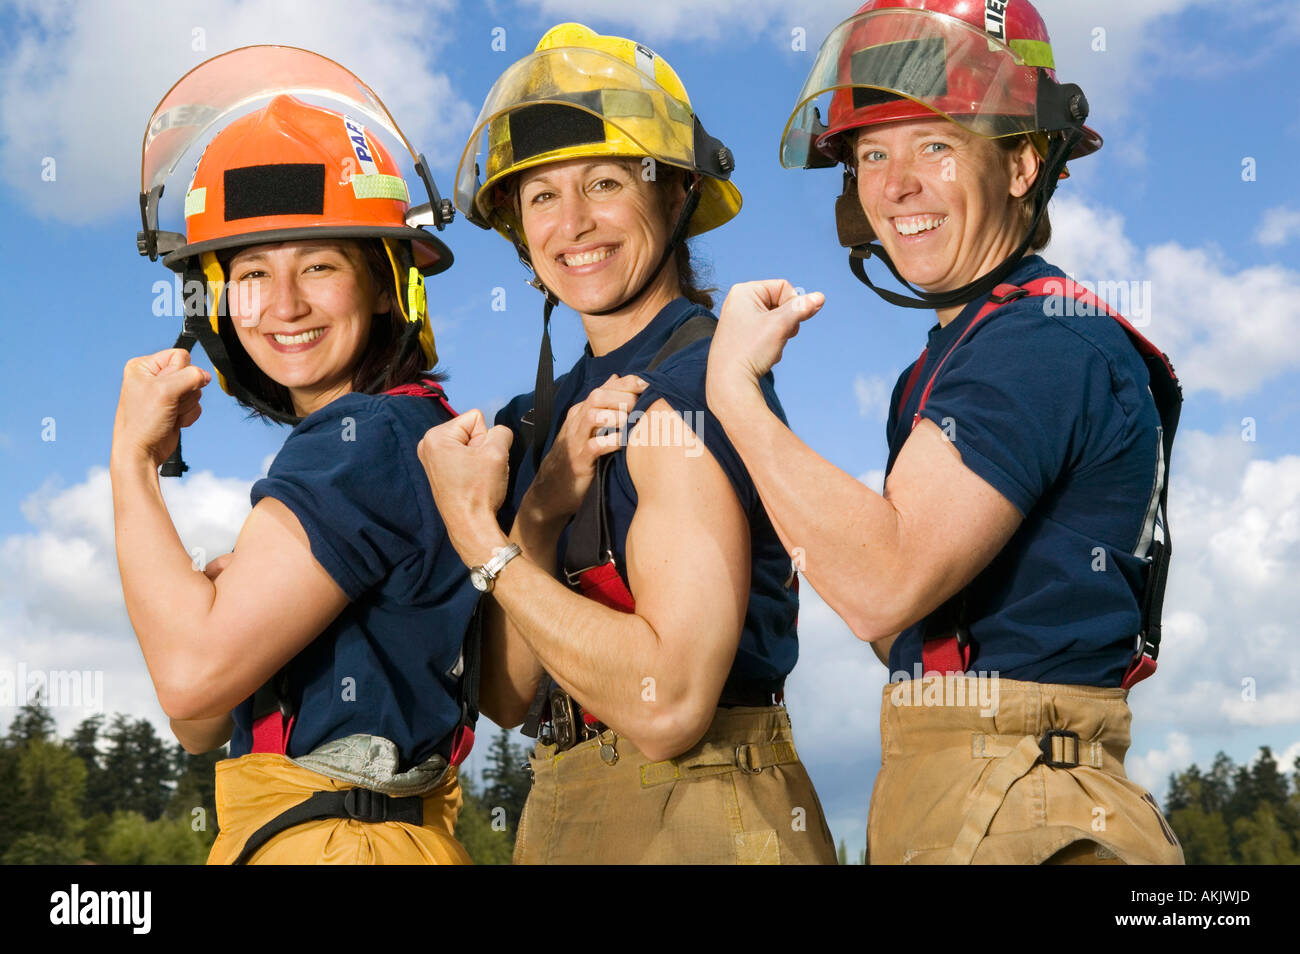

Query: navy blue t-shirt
[229,389,480,766]
[885,256,1163,687]
[495,298,799,687]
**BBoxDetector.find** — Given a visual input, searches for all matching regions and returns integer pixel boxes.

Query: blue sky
[1,0,1298,853]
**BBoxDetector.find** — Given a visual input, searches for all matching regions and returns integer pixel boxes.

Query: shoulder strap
[562,313,718,584]
[897,284,1030,431]
[911,276,1182,688]
[522,314,719,740]
[445,598,482,765]
[382,375,459,420]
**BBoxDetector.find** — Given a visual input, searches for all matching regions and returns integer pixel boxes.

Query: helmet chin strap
[847,128,1082,311]
[507,176,703,471]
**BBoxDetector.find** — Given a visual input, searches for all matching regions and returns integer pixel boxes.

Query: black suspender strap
[230,788,424,865]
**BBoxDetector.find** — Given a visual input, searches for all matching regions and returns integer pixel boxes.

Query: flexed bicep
[622,399,750,750]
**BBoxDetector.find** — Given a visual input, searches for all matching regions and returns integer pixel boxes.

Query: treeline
[0,698,532,865]
[6,697,1292,864]
[1165,747,1300,864]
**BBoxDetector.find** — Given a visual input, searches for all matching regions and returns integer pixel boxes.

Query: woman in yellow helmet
[113,46,477,864]
[418,24,837,864]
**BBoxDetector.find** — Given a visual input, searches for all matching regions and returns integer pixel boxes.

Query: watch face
[469,567,489,592]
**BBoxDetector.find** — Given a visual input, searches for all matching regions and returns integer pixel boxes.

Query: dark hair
[997,134,1052,253]
[655,167,717,310]
[215,238,442,421]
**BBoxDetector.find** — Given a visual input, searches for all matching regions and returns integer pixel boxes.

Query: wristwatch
[469,543,522,593]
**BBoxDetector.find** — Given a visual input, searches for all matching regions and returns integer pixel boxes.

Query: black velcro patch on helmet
[224,164,325,220]
[851,36,948,106]
[509,103,605,163]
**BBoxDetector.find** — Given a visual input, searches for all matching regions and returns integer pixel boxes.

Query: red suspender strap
[922,631,971,675]
[574,561,637,613]
[382,378,459,419]
[250,711,295,755]
[908,284,1028,430]
[1016,278,1177,381]
[906,285,1027,676]
[896,348,929,419]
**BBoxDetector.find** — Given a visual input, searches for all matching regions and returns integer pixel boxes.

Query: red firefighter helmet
[781,0,1101,169]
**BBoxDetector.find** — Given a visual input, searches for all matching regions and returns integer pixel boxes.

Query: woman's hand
[112,348,211,468]
[418,409,514,566]
[707,280,824,407]
[522,373,647,528]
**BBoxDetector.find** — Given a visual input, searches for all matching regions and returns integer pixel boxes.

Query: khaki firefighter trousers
[866,676,1184,865]
[514,705,838,864]
[207,753,472,865]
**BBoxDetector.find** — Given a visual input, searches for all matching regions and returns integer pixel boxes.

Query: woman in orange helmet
[113,47,477,864]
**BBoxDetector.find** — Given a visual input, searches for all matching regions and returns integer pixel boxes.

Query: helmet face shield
[455,48,699,231]
[780,8,1049,168]
[141,45,412,196]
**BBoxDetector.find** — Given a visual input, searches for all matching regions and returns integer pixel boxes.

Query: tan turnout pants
[514,705,838,864]
[867,676,1185,865]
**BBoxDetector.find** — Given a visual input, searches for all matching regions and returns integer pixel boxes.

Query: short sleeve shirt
[885,256,1163,687]
[495,298,799,687]
[229,389,480,766]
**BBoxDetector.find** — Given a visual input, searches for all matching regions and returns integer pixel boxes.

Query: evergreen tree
[4,697,56,747]
[69,714,112,818]
[453,771,514,865]
[837,838,847,865]
[0,744,22,858]
[99,714,174,820]
[5,737,87,862]
[167,741,224,849]
[481,727,532,837]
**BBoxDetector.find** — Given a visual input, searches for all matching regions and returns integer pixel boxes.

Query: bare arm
[421,401,748,761]
[706,282,1022,642]
[113,453,349,719]
[475,377,649,729]
[170,714,233,754]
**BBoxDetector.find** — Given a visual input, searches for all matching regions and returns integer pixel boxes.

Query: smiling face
[853,117,1040,302]
[516,158,681,320]
[226,239,390,417]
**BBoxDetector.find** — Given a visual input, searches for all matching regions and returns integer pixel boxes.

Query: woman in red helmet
[113,48,477,864]
[706,0,1185,864]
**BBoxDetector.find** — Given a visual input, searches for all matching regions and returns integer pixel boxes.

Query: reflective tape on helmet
[184,187,206,217]
[1009,38,1054,68]
[350,173,409,201]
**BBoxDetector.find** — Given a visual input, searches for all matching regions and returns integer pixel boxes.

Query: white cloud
[1046,194,1300,398]
[0,467,253,734]
[1126,431,1300,746]
[1255,206,1300,247]
[1,0,472,224]
[853,373,894,422]
[856,469,885,495]
[1278,740,1300,774]
[514,0,849,45]
[1126,731,1195,794]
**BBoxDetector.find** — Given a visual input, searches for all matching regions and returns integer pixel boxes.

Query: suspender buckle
[344,787,388,822]
[1039,729,1081,769]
